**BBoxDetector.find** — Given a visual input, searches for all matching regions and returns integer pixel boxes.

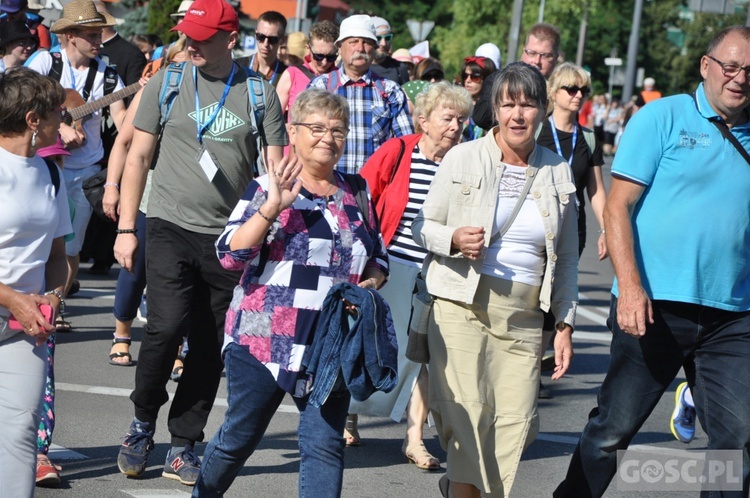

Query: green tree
[118,0,150,40]
[147,0,182,44]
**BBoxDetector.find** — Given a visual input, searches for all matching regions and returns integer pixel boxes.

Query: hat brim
[50,11,117,34]
[335,30,377,46]
[171,19,218,42]
[1,31,36,47]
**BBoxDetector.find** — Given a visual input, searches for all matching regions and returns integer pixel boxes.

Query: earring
[31,130,37,148]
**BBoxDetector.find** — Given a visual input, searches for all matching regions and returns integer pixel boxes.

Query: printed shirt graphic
[133,62,287,234]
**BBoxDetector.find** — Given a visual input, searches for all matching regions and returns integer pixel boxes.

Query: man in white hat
[309,14,413,175]
[370,16,409,84]
[26,0,127,301]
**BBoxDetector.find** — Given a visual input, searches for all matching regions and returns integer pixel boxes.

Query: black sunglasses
[310,50,337,63]
[561,85,590,98]
[256,33,280,45]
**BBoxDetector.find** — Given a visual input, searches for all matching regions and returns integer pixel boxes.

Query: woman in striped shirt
[349,82,473,470]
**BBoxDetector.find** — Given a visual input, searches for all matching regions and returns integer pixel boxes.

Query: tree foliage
[147,0,182,44]
[117,0,150,40]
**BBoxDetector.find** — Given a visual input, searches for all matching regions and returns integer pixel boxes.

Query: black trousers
[130,218,238,446]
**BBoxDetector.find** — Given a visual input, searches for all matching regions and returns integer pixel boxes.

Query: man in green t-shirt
[113,0,287,485]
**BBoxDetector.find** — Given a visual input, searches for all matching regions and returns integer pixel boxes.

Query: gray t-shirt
[134,61,287,234]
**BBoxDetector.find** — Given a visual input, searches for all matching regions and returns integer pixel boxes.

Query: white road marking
[120,490,192,497]
[48,444,87,460]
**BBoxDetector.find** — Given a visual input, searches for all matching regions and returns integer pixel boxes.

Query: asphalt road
[36,158,704,497]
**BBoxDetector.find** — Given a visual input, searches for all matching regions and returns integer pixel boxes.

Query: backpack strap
[244,66,267,176]
[48,51,63,82]
[43,157,60,198]
[103,65,118,96]
[158,62,187,128]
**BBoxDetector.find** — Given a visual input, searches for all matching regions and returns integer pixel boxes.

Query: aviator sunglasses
[464,72,483,84]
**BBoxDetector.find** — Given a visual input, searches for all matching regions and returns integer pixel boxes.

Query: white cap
[643,77,656,88]
[170,1,194,20]
[370,16,391,35]
[475,43,501,69]
[336,15,377,46]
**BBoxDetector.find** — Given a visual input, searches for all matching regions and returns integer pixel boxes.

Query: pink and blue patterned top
[216,172,389,397]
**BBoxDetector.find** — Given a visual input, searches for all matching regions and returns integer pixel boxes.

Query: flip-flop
[108,336,134,366]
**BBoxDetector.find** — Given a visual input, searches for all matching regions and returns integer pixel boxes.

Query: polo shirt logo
[189,104,245,137]
[678,129,711,149]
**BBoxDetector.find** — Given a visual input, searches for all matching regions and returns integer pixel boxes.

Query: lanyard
[549,116,577,166]
[250,54,280,85]
[193,62,236,144]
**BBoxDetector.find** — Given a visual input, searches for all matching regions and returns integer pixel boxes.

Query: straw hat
[50,0,116,34]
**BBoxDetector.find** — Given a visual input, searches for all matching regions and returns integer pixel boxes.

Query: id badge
[197,145,218,182]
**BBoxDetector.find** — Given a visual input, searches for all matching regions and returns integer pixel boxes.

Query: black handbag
[82,169,113,222]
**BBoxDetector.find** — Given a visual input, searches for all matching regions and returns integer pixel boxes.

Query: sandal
[402,438,440,471]
[344,414,361,446]
[108,335,134,366]
[55,314,73,333]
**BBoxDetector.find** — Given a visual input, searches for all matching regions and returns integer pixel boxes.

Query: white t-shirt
[26,50,124,170]
[0,147,73,317]
[481,164,546,286]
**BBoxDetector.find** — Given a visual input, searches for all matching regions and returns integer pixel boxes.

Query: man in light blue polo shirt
[555,25,750,497]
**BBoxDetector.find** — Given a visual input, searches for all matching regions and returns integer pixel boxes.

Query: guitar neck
[69,81,141,121]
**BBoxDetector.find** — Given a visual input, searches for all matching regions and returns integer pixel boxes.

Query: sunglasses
[310,50,337,63]
[376,34,394,43]
[561,85,590,97]
[464,72,483,84]
[256,33,280,45]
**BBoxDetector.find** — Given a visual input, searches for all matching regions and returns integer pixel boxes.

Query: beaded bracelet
[116,228,137,234]
[256,207,278,224]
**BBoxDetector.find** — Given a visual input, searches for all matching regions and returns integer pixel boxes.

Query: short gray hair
[492,62,548,113]
[290,88,350,126]
[414,81,474,133]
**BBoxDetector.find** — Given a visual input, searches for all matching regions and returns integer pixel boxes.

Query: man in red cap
[114,0,287,485]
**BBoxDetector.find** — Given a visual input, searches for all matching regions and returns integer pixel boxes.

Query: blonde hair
[547,62,591,113]
[413,81,473,133]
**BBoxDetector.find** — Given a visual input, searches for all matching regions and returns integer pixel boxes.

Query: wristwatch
[556,321,574,332]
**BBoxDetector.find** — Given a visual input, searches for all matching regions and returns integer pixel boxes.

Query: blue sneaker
[162,445,201,485]
[137,295,147,322]
[117,420,155,477]
[670,382,696,443]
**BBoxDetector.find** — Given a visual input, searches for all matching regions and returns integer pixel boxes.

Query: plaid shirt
[309,67,414,175]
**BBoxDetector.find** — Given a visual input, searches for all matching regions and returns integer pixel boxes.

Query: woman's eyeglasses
[293,122,349,141]
[561,85,591,98]
[256,33,280,45]
[464,72,483,84]
[310,51,337,63]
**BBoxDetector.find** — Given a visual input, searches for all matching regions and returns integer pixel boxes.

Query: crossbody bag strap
[693,91,750,165]
[489,166,539,245]
[709,118,750,165]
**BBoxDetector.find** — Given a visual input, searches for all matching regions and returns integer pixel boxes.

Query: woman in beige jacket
[412,62,579,498]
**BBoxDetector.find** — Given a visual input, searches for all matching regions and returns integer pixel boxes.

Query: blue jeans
[113,211,147,322]
[193,343,350,498]
[555,297,750,498]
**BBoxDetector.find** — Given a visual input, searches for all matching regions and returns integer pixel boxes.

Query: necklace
[300,177,336,198]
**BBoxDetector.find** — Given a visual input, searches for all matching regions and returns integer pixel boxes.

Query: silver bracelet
[104,182,119,189]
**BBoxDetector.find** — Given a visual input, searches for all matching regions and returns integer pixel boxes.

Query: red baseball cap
[171,0,239,42]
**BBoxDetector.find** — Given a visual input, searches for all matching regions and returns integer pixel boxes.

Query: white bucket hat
[336,15,376,46]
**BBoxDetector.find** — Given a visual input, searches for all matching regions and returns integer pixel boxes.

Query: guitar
[61,81,141,148]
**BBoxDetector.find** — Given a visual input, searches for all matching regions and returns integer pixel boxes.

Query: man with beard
[370,16,409,85]
[309,14,413,174]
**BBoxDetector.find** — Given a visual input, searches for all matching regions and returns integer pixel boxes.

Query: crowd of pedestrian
[1,0,750,497]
